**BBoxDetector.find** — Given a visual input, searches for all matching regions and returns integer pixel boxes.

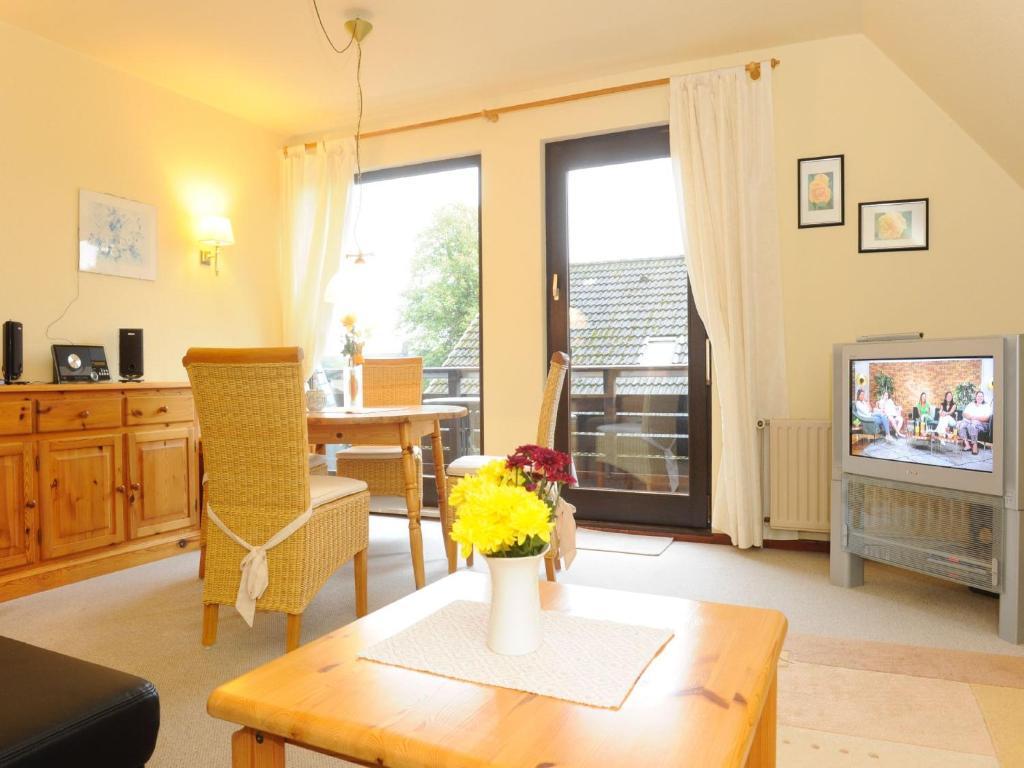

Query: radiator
[759,419,831,531]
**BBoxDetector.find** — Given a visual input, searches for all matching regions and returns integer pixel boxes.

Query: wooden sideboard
[0,382,199,601]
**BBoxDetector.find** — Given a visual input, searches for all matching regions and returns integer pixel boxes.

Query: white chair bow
[205,505,313,626]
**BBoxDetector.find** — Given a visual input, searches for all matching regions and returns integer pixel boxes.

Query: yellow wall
[344,33,1024,456]
[0,21,283,382]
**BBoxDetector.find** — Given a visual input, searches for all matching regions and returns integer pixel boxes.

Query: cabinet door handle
[130,483,141,491]
[157,405,169,414]
[25,500,36,509]
[37,404,52,414]
[116,484,126,493]
[131,409,143,417]
[552,273,560,301]
[78,410,91,419]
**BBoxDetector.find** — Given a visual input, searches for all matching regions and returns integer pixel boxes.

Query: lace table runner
[359,600,674,709]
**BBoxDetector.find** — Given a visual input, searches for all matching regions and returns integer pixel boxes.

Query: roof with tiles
[436,256,687,397]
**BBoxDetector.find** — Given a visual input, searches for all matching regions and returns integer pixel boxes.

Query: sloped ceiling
[0,0,861,136]
[0,1,1019,186]
[862,0,1024,187]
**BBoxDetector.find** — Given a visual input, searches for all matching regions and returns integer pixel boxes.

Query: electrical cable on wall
[44,267,80,344]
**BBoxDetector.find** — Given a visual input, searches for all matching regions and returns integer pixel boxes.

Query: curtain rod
[283,58,780,156]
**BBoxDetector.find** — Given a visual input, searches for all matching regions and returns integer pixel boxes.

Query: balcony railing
[568,365,689,494]
[419,364,690,501]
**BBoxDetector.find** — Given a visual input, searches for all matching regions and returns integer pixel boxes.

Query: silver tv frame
[839,335,1007,498]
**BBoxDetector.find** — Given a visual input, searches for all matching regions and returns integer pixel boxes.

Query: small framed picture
[797,154,844,228]
[79,189,157,280]
[858,198,929,253]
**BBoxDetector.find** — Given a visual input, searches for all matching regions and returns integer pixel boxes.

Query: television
[838,336,1017,498]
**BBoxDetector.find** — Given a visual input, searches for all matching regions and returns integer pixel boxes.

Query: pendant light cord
[311,0,357,54]
[309,0,368,256]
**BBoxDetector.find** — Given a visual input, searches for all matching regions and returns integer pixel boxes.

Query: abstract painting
[78,189,157,280]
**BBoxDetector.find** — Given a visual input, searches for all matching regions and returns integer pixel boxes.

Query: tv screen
[849,356,995,473]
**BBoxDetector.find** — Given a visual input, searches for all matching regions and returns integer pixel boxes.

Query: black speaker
[119,328,144,381]
[3,321,23,384]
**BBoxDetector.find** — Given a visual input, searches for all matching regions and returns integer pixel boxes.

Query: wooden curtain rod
[284,58,780,155]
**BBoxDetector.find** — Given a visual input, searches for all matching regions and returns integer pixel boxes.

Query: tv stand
[831,487,1024,643]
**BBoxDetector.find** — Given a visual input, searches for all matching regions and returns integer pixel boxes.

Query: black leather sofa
[0,637,159,767]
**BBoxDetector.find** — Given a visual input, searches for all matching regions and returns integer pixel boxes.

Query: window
[321,156,483,500]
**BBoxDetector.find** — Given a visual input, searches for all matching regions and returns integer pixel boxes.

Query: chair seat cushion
[446,454,505,477]
[309,475,369,507]
[337,445,420,460]
[0,636,159,768]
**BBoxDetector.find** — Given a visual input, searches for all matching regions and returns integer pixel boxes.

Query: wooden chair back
[183,347,310,532]
[536,352,569,449]
[362,357,423,407]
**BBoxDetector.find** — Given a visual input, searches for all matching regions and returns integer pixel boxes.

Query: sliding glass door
[545,126,710,529]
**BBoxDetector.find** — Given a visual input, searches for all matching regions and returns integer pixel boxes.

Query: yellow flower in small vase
[341,313,358,330]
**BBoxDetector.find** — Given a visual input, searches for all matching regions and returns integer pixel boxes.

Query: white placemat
[359,600,674,709]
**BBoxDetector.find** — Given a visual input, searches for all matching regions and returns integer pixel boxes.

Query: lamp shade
[198,215,235,246]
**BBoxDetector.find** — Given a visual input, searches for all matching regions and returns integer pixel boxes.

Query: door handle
[131,483,141,491]
[78,410,91,419]
[705,338,712,386]
[25,500,36,509]
[157,405,169,414]
[131,409,143,417]
[552,273,560,301]
[116,484,126,493]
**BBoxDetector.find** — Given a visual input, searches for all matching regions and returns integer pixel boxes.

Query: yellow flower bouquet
[449,445,575,559]
[449,445,575,654]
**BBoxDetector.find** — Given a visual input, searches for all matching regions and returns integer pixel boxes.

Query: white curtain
[281,138,356,381]
[668,63,789,548]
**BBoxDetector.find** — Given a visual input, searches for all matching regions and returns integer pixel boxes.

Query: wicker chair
[335,357,424,561]
[184,347,370,653]
[445,351,569,581]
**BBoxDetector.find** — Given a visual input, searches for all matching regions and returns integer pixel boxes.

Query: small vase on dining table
[343,364,363,409]
[484,546,547,655]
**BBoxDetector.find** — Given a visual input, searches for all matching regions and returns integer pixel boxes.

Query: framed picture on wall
[858,198,929,253]
[797,154,844,228]
[78,189,157,281]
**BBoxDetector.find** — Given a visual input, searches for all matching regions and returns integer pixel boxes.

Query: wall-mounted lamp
[198,215,235,276]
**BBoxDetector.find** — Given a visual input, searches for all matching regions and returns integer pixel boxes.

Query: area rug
[779,633,1024,766]
[576,527,673,556]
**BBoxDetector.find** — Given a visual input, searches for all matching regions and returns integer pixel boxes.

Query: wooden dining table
[307,404,468,589]
[209,571,788,767]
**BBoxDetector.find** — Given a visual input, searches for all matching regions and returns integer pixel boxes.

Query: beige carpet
[2,515,1023,766]
[576,527,673,556]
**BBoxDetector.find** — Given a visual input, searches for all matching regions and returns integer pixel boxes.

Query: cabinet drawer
[126,394,194,425]
[0,401,33,435]
[37,397,123,432]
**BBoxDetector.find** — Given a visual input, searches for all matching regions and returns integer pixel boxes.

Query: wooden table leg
[745,670,777,767]
[400,422,426,589]
[432,421,457,574]
[232,727,285,767]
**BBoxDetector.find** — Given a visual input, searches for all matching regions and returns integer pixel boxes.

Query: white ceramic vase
[483,547,546,655]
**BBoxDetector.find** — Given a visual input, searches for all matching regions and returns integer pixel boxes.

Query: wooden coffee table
[209,572,787,767]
